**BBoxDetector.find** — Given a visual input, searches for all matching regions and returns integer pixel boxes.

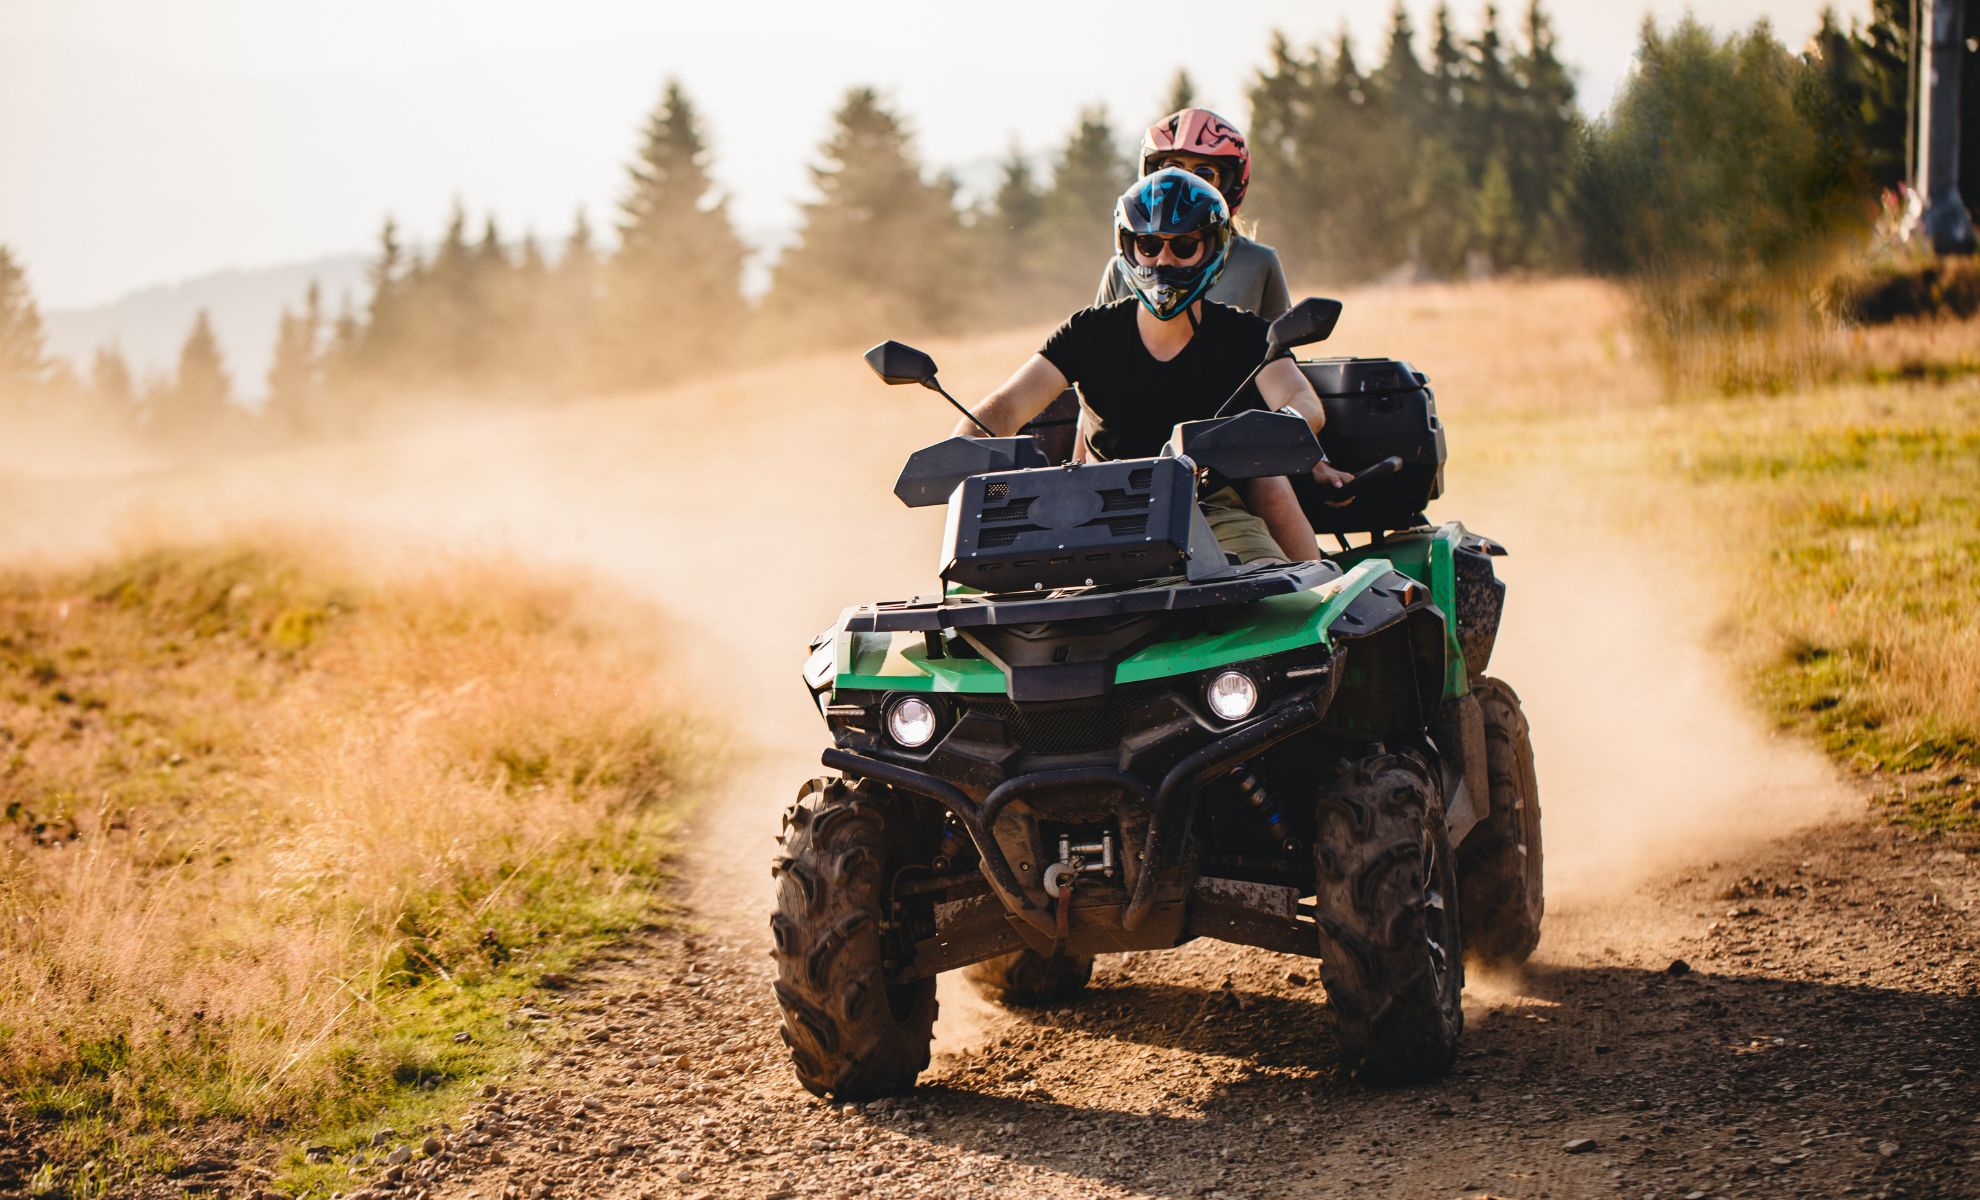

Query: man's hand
[1312,460,1354,489]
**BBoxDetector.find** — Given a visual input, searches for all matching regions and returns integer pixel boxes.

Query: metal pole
[1916,0,1977,252]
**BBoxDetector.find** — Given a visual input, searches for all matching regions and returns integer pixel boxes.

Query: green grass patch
[1670,380,1980,831]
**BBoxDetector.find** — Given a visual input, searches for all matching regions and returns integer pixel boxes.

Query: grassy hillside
[0,540,709,1196]
[1379,281,1980,832]
[1668,378,1980,829]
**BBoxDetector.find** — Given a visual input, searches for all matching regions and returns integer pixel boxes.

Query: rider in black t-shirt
[954,169,1350,564]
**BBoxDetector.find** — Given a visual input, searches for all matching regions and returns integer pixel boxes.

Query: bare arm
[1257,356,1353,489]
[1238,475,1320,562]
[953,354,1070,438]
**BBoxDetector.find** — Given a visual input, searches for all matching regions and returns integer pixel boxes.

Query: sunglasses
[1131,233,1205,261]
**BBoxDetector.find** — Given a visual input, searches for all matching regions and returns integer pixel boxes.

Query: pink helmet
[1139,108,1252,214]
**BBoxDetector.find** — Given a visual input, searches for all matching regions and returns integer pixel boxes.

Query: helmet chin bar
[1123,261,1214,321]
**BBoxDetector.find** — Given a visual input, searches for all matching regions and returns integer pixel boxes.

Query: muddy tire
[963,949,1094,1007]
[1457,676,1544,967]
[771,777,936,1099]
[1312,750,1464,1083]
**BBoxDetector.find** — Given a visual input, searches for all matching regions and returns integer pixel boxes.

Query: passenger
[1095,107,1289,319]
[957,169,1351,566]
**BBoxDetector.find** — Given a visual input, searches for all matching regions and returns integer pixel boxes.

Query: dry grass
[1662,379,1980,828]
[1350,277,1980,830]
[0,538,710,1194]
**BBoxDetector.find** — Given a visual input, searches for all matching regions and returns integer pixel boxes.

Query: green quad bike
[773,298,1543,1099]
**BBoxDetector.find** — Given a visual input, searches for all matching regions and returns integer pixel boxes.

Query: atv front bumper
[824,684,1328,956]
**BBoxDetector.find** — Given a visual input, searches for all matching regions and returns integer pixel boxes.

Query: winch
[1041,831,1115,898]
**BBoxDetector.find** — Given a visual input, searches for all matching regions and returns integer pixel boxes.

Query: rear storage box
[1293,357,1447,534]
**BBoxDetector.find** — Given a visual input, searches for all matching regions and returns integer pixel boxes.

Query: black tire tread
[771,777,936,1099]
[1457,676,1545,967]
[1312,750,1464,1083]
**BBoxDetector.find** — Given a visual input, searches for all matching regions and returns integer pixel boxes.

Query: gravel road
[364,810,1977,1200]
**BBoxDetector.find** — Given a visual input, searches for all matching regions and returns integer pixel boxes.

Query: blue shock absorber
[1235,764,1298,852]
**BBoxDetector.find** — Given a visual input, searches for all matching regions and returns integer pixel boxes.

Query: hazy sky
[5,0,1852,309]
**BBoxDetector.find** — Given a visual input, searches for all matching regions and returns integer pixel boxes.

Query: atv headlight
[885,695,941,748]
[1206,670,1258,722]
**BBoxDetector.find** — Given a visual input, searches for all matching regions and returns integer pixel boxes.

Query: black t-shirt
[1038,298,1271,461]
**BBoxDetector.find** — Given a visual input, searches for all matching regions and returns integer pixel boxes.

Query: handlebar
[1317,455,1404,504]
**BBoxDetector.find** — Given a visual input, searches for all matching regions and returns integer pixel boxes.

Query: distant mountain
[42,255,373,407]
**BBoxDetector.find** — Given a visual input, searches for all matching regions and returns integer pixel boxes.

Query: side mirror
[864,340,940,388]
[1264,298,1343,360]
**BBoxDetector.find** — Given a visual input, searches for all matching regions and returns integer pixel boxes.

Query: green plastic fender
[822,558,1403,697]
[1331,522,1472,700]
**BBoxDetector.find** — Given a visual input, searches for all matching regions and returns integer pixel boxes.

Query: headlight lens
[1206,670,1258,722]
[885,696,940,748]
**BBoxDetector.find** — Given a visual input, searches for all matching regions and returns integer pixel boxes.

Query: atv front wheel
[771,777,936,1099]
[1312,750,1464,1083]
[1457,676,1544,967]
[963,949,1094,1007]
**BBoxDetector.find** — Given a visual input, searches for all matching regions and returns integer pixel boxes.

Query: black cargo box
[940,457,1197,592]
[1293,357,1446,534]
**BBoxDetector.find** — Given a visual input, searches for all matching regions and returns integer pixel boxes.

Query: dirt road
[10,324,1977,1199]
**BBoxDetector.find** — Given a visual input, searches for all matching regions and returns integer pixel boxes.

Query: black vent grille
[1129,467,1153,489]
[1099,488,1150,514]
[985,481,1010,501]
[959,683,1170,754]
[981,497,1033,522]
[979,524,1045,548]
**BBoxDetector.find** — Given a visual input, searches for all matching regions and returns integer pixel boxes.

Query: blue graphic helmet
[1113,167,1233,321]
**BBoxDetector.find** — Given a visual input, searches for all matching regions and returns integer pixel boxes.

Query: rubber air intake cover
[1293,357,1447,534]
[940,457,1196,593]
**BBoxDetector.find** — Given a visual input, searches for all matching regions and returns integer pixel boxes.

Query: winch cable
[1052,866,1076,956]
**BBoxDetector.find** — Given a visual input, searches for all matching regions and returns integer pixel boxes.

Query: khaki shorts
[1200,485,1285,565]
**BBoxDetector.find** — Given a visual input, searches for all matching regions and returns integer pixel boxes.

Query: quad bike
[772,298,1543,1099]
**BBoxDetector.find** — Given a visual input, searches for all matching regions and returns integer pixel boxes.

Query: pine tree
[1429,4,1466,111]
[266,281,323,432]
[1317,26,1405,277]
[1575,15,1867,313]
[610,79,750,384]
[511,232,555,385]
[767,87,973,345]
[1810,1,1911,192]
[1038,105,1134,309]
[419,199,480,380]
[154,310,233,434]
[321,291,364,410]
[1508,0,1580,268]
[1245,33,1321,264]
[358,215,408,376]
[0,245,49,400]
[1470,156,1520,270]
[1373,3,1434,121]
[473,214,519,379]
[1462,5,1515,168]
[977,141,1050,316]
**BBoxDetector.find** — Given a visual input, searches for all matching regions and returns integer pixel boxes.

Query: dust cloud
[0,309,1850,996]
[1454,465,1849,912]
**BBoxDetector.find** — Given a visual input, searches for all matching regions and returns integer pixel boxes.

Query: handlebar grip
[1323,456,1405,504]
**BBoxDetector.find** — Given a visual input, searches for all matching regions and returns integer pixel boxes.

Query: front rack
[846,559,1343,633]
